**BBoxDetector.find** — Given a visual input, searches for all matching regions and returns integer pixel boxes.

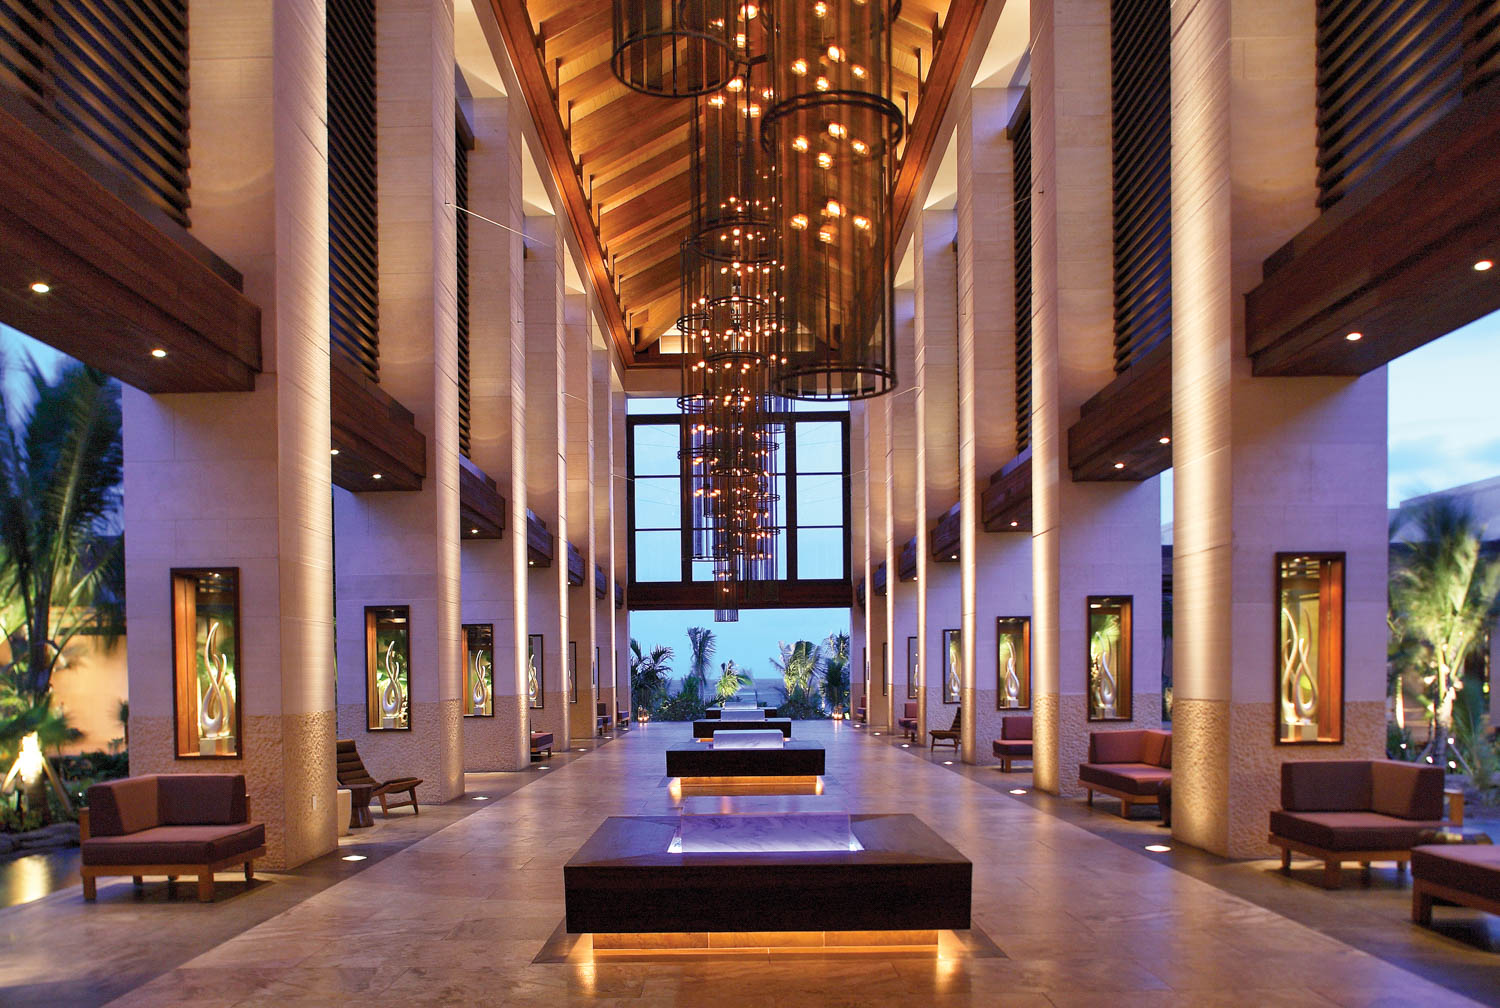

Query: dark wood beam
[0,94,260,393]
[873,561,888,596]
[930,502,961,562]
[526,509,555,567]
[627,580,854,611]
[459,456,506,540]
[488,0,634,366]
[1246,81,1500,376]
[981,451,1031,533]
[898,536,918,581]
[1067,341,1172,481]
[891,0,988,241]
[330,353,426,492]
[566,540,585,586]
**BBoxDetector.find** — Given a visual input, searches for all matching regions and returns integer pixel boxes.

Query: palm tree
[714,660,748,702]
[629,638,674,715]
[1389,497,1500,767]
[683,626,715,700]
[0,357,123,705]
[821,631,850,713]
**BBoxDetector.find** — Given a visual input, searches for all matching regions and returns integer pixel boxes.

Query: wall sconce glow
[1008,788,1027,795]
[150,348,168,358]
[1144,844,1171,853]
[341,854,368,862]
[1475,259,1493,272]
[1344,331,1363,342]
[29,281,49,293]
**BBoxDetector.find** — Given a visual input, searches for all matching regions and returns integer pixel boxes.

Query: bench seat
[84,823,265,866]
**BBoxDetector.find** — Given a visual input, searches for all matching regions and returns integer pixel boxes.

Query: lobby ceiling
[487,0,995,369]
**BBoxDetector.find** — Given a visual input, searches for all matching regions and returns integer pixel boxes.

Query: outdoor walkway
[2,723,1497,1007]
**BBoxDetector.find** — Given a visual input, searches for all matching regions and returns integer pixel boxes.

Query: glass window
[634,530,682,581]
[633,423,681,476]
[634,476,681,527]
[796,474,844,524]
[796,421,842,472]
[797,527,843,579]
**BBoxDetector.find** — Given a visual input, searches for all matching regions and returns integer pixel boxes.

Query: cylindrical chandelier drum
[612,0,743,98]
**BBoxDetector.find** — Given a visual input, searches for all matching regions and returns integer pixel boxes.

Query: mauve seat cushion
[1089,731,1146,765]
[1079,763,1170,795]
[158,775,247,826]
[82,823,265,866]
[530,731,553,747]
[1000,716,1033,741]
[1412,845,1500,898]
[1269,810,1446,852]
[993,740,1033,757]
[86,777,160,836]
[897,718,917,728]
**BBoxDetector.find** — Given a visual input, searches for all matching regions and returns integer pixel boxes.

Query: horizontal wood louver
[0,0,190,227]
[1008,90,1032,456]
[327,0,380,382]
[456,114,473,458]
[1313,0,1472,210]
[1110,0,1171,375]
[1467,2,1500,89]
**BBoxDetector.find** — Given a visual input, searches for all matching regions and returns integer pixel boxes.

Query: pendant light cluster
[614,0,900,618]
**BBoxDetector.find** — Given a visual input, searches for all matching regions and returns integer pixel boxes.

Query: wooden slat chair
[930,707,962,752]
[336,739,422,818]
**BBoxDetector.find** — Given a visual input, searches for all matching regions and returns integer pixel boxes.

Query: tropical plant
[1388,498,1500,767]
[773,639,823,693]
[682,626,716,702]
[714,659,748,702]
[629,638,674,715]
[1451,680,1498,798]
[0,357,124,705]
[821,631,850,713]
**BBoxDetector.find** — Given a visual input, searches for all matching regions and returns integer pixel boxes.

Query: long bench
[1412,842,1500,926]
[665,741,825,779]
[692,718,792,739]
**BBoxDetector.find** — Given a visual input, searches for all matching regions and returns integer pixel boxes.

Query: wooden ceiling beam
[488,0,634,365]
[590,144,690,206]
[892,0,988,243]
[571,95,691,160]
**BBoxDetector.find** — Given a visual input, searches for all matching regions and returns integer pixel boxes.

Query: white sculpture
[1280,605,1318,731]
[1091,627,1117,719]
[1001,636,1022,707]
[380,640,406,727]
[469,649,491,715]
[198,621,233,753]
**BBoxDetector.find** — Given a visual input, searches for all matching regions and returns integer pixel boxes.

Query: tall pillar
[1030,0,1162,796]
[1171,0,1387,857]
[612,365,630,720]
[866,399,891,729]
[335,0,463,803]
[957,86,1032,764]
[592,336,616,732]
[849,405,868,720]
[887,290,919,729]
[914,210,961,748]
[524,213,569,742]
[124,0,337,869]
[564,293,597,743]
[459,85,528,772]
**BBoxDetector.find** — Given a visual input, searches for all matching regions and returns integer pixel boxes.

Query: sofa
[1269,760,1459,888]
[80,774,264,903]
[596,702,611,735]
[991,715,1033,772]
[854,705,867,725]
[1078,729,1171,818]
[898,702,918,742]
[1412,842,1500,927]
[530,730,554,758]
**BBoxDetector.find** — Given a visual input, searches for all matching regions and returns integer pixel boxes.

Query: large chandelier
[612,0,745,97]
[764,0,902,399]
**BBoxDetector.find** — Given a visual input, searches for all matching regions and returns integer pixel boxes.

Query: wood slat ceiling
[489,0,987,368]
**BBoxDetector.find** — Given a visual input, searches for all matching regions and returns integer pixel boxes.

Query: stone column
[914,209,961,749]
[459,86,528,772]
[849,404,868,721]
[592,333,616,733]
[612,365,630,721]
[334,0,463,803]
[863,394,890,728]
[564,293,597,743]
[1030,0,1162,796]
[887,290,919,732]
[524,213,569,742]
[123,0,337,869]
[957,86,1032,764]
[1171,0,1387,857]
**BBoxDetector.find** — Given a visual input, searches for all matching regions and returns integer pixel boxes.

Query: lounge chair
[930,707,961,752]
[335,739,422,819]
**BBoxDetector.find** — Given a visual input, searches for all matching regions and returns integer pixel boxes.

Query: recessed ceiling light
[1009,521,1018,527]
[950,554,957,560]
[872,732,881,736]
[372,473,382,480]
[1344,331,1363,342]
[577,748,587,752]
[470,528,479,535]
[943,760,954,766]
[1144,844,1172,853]
[900,743,909,748]
[538,765,549,770]
[1158,436,1171,445]
[472,795,488,800]
[150,348,168,358]
[341,854,367,862]
[1009,788,1027,795]
[29,281,49,294]
[1475,259,1493,272]
[1113,462,1125,470]
[330,448,340,456]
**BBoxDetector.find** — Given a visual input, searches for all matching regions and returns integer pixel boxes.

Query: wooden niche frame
[1086,596,1133,722]
[365,606,411,731]
[995,617,1031,710]
[1274,552,1345,745]
[170,568,242,759]
[463,623,494,718]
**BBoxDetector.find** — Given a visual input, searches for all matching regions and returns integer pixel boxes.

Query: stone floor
[2,722,1497,1007]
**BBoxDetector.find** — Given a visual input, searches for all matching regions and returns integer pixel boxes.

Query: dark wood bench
[530,730,554,758]
[1412,842,1500,926]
